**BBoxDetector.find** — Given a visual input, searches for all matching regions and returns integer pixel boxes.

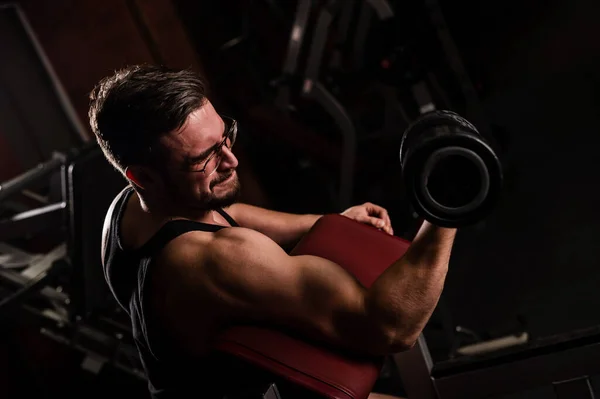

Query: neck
[134,190,216,225]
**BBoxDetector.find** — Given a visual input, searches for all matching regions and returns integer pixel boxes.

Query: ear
[125,166,155,190]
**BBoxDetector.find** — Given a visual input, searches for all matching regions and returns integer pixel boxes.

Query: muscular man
[90,65,456,399]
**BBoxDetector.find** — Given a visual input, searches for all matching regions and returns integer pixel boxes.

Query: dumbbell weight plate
[419,146,490,215]
[400,111,503,227]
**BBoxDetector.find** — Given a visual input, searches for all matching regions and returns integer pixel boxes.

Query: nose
[219,145,238,170]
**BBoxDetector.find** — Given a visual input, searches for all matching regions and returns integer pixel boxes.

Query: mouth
[217,171,235,185]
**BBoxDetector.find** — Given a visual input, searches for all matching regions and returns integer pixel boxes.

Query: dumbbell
[400,110,503,228]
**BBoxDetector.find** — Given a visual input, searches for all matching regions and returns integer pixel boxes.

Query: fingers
[361,216,394,235]
[365,202,390,221]
[364,203,393,234]
[341,203,395,235]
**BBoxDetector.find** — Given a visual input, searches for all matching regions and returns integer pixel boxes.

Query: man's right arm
[162,221,455,356]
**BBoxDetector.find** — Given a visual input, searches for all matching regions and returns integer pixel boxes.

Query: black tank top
[102,187,258,398]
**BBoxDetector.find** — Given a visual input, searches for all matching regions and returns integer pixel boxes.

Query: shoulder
[158,226,275,271]
[155,226,288,294]
[101,186,135,265]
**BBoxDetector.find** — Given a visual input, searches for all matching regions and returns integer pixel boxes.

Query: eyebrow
[183,122,228,165]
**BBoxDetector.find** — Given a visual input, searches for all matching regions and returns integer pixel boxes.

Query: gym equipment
[273,0,312,113]
[353,0,394,71]
[0,153,65,203]
[262,0,402,211]
[216,214,411,399]
[422,0,491,136]
[0,4,86,172]
[399,110,502,227]
[0,143,138,377]
[0,245,68,319]
[395,325,600,399]
[296,0,394,209]
[66,144,130,320]
[0,2,140,385]
[0,153,67,241]
[300,0,356,210]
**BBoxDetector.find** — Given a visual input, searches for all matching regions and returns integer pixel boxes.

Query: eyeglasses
[191,115,237,176]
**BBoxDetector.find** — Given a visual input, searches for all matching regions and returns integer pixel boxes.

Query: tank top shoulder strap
[216,209,239,227]
[137,220,227,257]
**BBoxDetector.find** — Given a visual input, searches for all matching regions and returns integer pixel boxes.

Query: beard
[202,172,241,210]
[161,169,241,213]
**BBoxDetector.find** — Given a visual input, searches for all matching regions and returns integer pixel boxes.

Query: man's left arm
[226,203,321,249]
[226,202,394,249]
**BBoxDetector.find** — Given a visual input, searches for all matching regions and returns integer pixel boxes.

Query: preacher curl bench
[215,213,410,399]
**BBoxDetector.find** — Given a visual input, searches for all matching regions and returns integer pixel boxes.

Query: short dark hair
[88,64,208,174]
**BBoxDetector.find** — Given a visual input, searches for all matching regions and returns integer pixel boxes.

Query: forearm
[229,203,322,248]
[366,221,456,348]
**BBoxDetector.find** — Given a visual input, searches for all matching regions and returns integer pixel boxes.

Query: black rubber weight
[399,111,503,227]
[399,110,480,167]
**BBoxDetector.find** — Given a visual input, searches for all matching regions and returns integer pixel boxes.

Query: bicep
[203,229,387,353]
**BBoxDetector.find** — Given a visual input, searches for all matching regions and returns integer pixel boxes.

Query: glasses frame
[195,115,237,176]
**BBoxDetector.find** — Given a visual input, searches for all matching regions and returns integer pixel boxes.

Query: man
[91,65,456,399]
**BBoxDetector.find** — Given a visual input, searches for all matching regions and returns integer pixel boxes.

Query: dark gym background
[1,0,600,397]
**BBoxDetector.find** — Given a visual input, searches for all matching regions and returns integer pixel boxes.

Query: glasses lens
[203,117,237,176]
[229,121,237,148]
[205,156,222,176]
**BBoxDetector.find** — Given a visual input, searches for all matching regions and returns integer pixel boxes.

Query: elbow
[354,326,419,356]
[381,328,420,354]
[362,295,421,354]
[390,335,418,352]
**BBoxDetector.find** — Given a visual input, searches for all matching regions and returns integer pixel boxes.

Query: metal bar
[0,265,69,304]
[275,0,313,111]
[308,82,356,210]
[365,0,394,20]
[0,263,52,316]
[0,155,64,202]
[0,201,65,241]
[554,377,596,399]
[282,0,312,75]
[21,243,66,279]
[412,80,437,114]
[352,1,372,70]
[4,4,88,143]
[328,0,355,72]
[39,325,145,379]
[393,335,438,399]
[303,0,343,83]
[0,247,66,318]
[0,242,35,269]
[433,337,600,399]
[301,0,356,209]
[337,0,356,46]
[263,383,282,399]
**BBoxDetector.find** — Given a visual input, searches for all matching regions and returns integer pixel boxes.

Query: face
[150,101,241,214]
